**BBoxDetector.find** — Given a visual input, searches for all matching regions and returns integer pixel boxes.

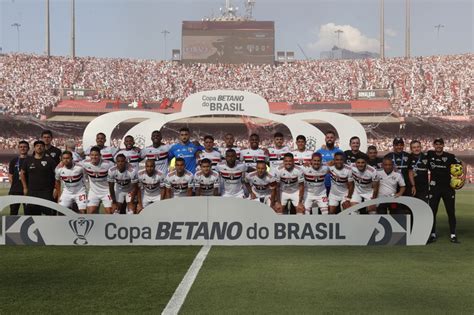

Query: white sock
[451,234,456,238]
[431,233,436,237]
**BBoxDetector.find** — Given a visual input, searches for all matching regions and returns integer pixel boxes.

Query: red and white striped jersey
[303,165,329,196]
[55,163,86,194]
[138,169,165,197]
[274,165,304,194]
[240,148,268,170]
[268,146,291,169]
[84,146,118,162]
[115,148,141,170]
[141,144,170,174]
[193,170,220,196]
[197,150,222,170]
[107,165,138,192]
[81,159,114,195]
[291,150,313,166]
[245,171,276,198]
[215,162,247,197]
[351,165,379,195]
[329,165,353,196]
[219,146,241,160]
[165,170,194,198]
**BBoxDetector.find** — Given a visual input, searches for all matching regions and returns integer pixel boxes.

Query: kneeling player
[347,157,379,214]
[303,153,329,214]
[137,159,166,213]
[164,158,193,198]
[55,151,87,213]
[328,152,353,214]
[108,154,139,214]
[245,160,277,208]
[273,153,305,214]
[194,158,220,196]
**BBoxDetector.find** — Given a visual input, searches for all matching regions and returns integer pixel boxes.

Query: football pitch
[0,188,472,313]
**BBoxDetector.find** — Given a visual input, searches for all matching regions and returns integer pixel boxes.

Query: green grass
[0,188,473,313]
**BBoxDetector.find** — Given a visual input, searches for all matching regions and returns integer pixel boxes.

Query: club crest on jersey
[188,148,194,153]
[403,156,408,161]
[442,157,448,162]
[422,159,427,164]
[41,161,47,166]
[50,152,56,157]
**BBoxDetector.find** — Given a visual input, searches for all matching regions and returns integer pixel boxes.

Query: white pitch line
[162,245,211,315]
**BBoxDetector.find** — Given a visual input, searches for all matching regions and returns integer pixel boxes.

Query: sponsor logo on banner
[201,94,245,112]
[69,217,95,245]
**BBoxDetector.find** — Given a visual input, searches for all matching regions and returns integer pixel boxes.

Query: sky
[0,0,472,60]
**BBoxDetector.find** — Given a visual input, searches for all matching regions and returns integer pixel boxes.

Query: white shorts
[59,189,87,210]
[116,190,133,204]
[328,193,346,207]
[142,192,161,208]
[351,191,374,203]
[304,193,328,211]
[280,191,299,207]
[87,191,112,208]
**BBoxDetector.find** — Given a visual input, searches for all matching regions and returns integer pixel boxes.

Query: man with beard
[316,130,343,194]
[84,132,117,162]
[115,135,142,170]
[268,132,290,171]
[168,127,203,174]
[407,140,430,203]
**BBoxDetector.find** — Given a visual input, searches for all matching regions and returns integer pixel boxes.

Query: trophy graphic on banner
[69,217,94,245]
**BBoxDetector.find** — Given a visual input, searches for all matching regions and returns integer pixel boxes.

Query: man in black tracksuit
[408,140,430,204]
[427,138,466,244]
[8,140,30,215]
[384,137,411,213]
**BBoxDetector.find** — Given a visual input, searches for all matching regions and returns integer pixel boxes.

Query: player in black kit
[427,138,466,244]
[407,140,430,203]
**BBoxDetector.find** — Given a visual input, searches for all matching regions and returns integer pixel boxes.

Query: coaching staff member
[408,140,430,203]
[8,140,29,215]
[427,138,466,244]
[20,140,57,215]
[41,130,62,165]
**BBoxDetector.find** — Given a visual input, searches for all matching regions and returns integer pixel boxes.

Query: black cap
[393,137,404,145]
[433,138,444,145]
[33,140,45,147]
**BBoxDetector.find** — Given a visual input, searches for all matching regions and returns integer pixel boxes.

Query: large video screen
[182,21,275,64]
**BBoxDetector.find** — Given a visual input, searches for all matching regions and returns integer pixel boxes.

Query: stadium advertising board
[357,89,392,99]
[182,21,275,64]
[82,90,368,152]
[0,196,433,246]
[60,88,98,100]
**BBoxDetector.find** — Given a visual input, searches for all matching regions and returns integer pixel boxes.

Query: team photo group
[10,125,467,243]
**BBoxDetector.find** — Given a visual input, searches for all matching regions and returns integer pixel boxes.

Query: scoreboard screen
[182,21,275,64]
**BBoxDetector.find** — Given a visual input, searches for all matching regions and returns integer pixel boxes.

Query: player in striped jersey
[216,149,247,198]
[197,135,222,171]
[115,135,142,170]
[245,160,277,207]
[194,158,220,196]
[84,132,117,162]
[164,158,193,198]
[54,151,87,213]
[108,154,139,214]
[219,133,241,160]
[291,135,313,167]
[240,133,268,172]
[268,132,291,171]
[328,152,354,214]
[81,146,114,214]
[137,159,166,212]
[303,153,330,215]
[273,153,305,214]
[347,157,379,214]
[140,130,170,175]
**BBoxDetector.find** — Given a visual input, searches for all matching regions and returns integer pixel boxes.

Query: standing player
[268,132,290,170]
[108,154,139,214]
[347,157,379,214]
[376,157,406,214]
[197,135,222,170]
[328,152,353,214]
[240,134,268,172]
[84,132,117,162]
[427,138,466,243]
[168,127,204,174]
[54,151,87,213]
[164,158,194,198]
[344,136,368,165]
[302,153,329,215]
[291,135,313,167]
[408,140,430,203]
[194,158,220,196]
[140,130,170,175]
[115,135,142,170]
[41,130,62,165]
[245,160,277,207]
[8,140,29,215]
[137,159,166,213]
[82,147,114,214]
[219,133,241,160]
[273,153,305,215]
[216,149,247,198]
[316,131,343,193]
[367,145,383,170]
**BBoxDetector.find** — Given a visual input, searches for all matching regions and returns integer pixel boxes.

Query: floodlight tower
[45,0,50,56]
[405,0,411,58]
[435,24,445,38]
[335,29,343,47]
[380,0,385,59]
[244,0,256,20]
[11,23,21,52]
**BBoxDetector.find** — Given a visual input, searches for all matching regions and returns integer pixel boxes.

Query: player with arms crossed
[302,153,329,215]
[346,156,379,214]
[54,151,87,213]
[273,153,305,215]
[328,152,354,214]
[164,158,194,198]
[82,147,114,214]
[245,160,277,208]
[216,149,247,198]
[108,154,139,214]
[137,159,166,213]
[194,158,220,196]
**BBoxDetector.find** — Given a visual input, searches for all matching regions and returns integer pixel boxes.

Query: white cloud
[385,28,397,37]
[308,23,379,53]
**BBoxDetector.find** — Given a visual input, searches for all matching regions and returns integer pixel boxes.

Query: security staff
[8,140,29,215]
[408,140,430,203]
[20,140,57,215]
[427,138,466,244]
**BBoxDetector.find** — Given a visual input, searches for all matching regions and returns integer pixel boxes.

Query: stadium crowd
[1,53,472,118]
